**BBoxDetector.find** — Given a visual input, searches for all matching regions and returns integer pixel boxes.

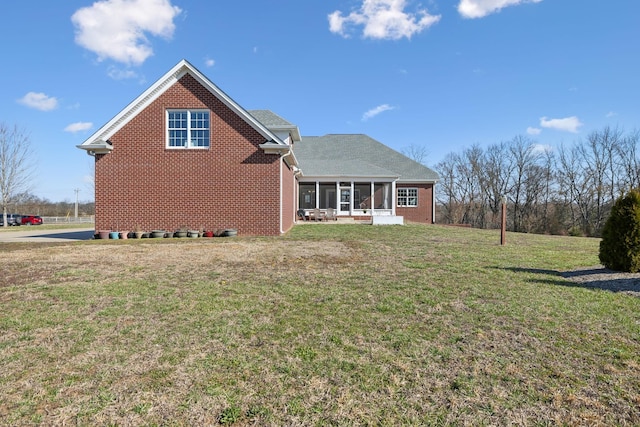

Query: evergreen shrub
[599,188,640,272]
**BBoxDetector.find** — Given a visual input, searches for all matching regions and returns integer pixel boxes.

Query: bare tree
[556,127,620,237]
[617,129,640,192]
[435,146,486,227]
[435,152,465,224]
[557,142,591,234]
[567,126,622,235]
[461,145,485,227]
[583,126,621,221]
[0,123,34,227]
[534,148,558,233]
[481,141,514,228]
[507,136,542,232]
[401,144,430,166]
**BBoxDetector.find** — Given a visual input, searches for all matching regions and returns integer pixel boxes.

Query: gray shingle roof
[248,110,302,142]
[293,134,439,182]
[248,110,294,128]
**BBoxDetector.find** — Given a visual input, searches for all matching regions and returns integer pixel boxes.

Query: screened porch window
[299,183,316,209]
[354,183,372,209]
[297,181,394,213]
[319,183,337,209]
[373,183,392,209]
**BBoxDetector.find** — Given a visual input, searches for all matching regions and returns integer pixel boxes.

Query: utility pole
[74,188,80,219]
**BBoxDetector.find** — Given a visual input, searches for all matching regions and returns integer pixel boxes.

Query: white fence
[42,216,95,224]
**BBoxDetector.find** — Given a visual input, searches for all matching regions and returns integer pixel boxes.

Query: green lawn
[0,224,638,425]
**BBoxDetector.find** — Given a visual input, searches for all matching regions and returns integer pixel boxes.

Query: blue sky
[1,0,638,202]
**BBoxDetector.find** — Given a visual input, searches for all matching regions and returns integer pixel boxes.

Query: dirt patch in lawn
[0,239,357,288]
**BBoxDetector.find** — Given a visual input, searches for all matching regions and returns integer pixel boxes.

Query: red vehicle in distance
[21,215,43,225]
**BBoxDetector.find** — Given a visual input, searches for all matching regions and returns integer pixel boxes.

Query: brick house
[78,60,438,236]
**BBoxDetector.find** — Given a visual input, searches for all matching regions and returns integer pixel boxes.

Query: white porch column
[350,181,354,213]
[391,180,396,216]
[370,182,375,212]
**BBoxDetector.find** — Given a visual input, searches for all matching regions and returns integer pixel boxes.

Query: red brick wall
[396,183,434,223]
[94,74,288,236]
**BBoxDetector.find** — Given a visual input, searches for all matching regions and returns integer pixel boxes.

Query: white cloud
[606,111,617,118]
[329,0,441,40]
[362,104,395,121]
[540,116,583,133]
[17,92,58,111]
[458,0,542,19]
[526,127,541,135]
[531,143,553,154]
[64,122,93,133]
[205,58,215,67]
[71,0,182,66]
[107,66,138,80]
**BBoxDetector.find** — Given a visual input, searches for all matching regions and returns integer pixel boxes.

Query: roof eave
[76,141,113,156]
[258,143,298,167]
[396,178,439,184]
[298,174,399,180]
[271,126,301,142]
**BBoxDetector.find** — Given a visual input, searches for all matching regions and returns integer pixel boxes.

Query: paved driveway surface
[0,227,95,243]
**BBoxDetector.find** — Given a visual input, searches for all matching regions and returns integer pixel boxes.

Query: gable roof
[77,59,289,155]
[294,134,439,183]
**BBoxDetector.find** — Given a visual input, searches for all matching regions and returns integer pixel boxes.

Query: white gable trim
[77,59,286,152]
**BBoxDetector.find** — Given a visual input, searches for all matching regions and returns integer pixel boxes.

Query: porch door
[340,187,351,213]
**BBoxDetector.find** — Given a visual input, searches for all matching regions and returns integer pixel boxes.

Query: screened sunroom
[291,133,438,224]
[297,180,396,217]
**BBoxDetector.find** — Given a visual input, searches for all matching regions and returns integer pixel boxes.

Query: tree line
[9,192,95,218]
[434,126,640,237]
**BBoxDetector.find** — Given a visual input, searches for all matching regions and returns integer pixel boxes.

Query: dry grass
[0,224,639,426]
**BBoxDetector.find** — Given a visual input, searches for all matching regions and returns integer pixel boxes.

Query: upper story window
[397,188,418,207]
[167,110,210,148]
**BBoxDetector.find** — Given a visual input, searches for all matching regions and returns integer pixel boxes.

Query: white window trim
[166,109,210,149]
[397,187,418,207]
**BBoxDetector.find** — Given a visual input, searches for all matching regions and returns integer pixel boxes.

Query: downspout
[280,153,284,234]
[432,183,436,224]
[293,168,299,223]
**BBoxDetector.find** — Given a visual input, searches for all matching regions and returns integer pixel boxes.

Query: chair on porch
[325,207,337,221]
[310,208,323,221]
[297,209,307,221]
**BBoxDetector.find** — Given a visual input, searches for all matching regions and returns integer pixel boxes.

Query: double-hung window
[397,188,418,207]
[167,110,210,148]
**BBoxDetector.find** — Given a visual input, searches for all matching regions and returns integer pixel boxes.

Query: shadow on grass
[30,230,96,241]
[492,266,640,296]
